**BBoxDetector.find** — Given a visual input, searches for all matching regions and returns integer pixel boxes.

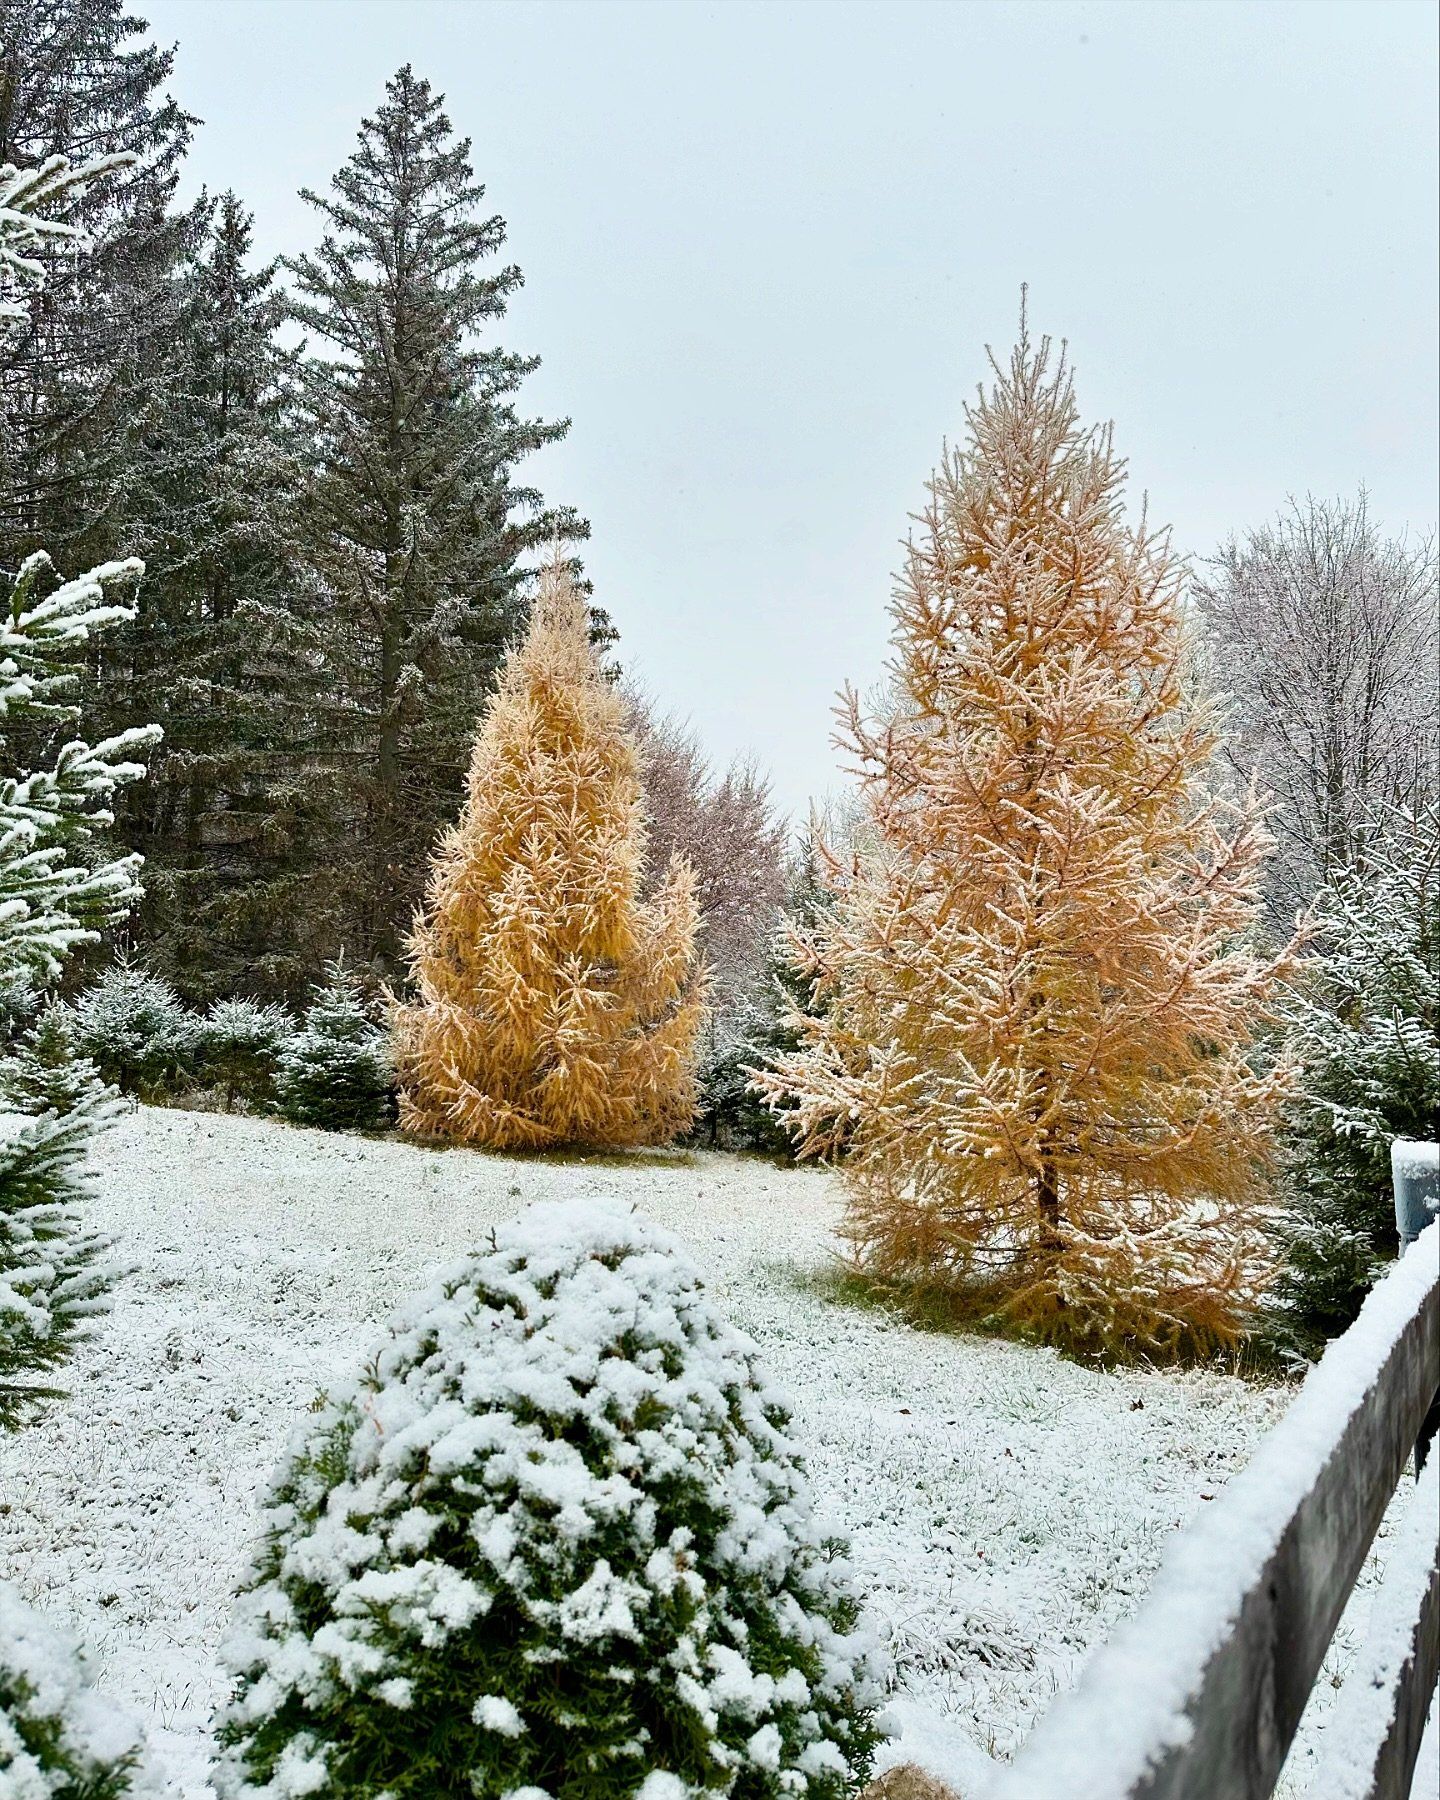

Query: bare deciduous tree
[1193,493,1439,920]
[627,692,787,1063]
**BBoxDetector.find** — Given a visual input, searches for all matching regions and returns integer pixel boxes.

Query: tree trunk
[1037,1161,1064,1254]
[372,602,403,971]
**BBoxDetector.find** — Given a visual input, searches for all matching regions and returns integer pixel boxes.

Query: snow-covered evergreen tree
[0,542,158,1008]
[0,1008,123,1426]
[68,961,199,1097]
[0,0,202,577]
[735,841,838,1159]
[274,961,392,1131]
[1276,807,1440,1342]
[214,1198,882,1800]
[757,322,1300,1357]
[0,1576,169,1796]
[198,996,290,1110]
[287,64,587,971]
[94,190,325,1003]
[0,149,160,1422]
[394,563,705,1151]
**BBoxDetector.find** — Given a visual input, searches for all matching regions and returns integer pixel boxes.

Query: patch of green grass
[804,1260,1292,1384]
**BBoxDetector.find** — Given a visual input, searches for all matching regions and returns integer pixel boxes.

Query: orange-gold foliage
[756,326,1302,1355]
[393,561,706,1150]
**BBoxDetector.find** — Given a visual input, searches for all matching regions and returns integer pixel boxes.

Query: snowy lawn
[0,1107,1423,1797]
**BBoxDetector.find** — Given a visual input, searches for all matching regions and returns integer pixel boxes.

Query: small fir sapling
[0,544,158,1012]
[1274,808,1440,1343]
[198,998,291,1109]
[67,962,200,1098]
[273,960,393,1131]
[394,561,706,1150]
[735,840,842,1160]
[0,1577,170,1797]
[214,1198,883,1800]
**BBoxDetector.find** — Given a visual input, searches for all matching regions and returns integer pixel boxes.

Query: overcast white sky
[143,0,1439,825]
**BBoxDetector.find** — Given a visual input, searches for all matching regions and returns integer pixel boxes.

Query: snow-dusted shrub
[198,999,291,1109]
[1276,808,1440,1343]
[215,1198,882,1800]
[68,962,200,1099]
[273,961,391,1132]
[0,1577,167,1796]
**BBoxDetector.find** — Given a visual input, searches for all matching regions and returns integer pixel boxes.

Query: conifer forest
[0,4,1436,1799]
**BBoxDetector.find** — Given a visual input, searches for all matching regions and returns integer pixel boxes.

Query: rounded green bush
[215,1199,881,1800]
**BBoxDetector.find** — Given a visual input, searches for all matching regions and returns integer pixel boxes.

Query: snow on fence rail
[989,1220,1440,1800]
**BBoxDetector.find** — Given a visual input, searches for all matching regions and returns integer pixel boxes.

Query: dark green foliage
[0,0,202,575]
[0,7,324,1005]
[285,65,587,974]
[691,1037,774,1151]
[273,961,392,1131]
[197,998,289,1109]
[214,1201,881,1800]
[68,961,199,1098]
[96,192,331,1005]
[0,141,159,1435]
[689,1004,794,1155]
[0,1008,124,1427]
[1274,810,1440,1346]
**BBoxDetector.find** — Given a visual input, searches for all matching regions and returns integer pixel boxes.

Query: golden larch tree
[756,324,1301,1355]
[393,561,706,1149]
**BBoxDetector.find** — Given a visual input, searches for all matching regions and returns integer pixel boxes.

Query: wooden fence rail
[987,1220,1440,1800]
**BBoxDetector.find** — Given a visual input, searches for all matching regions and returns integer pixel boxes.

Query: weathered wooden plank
[1304,1453,1440,1800]
[988,1224,1440,1800]
[1363,1552,1437,1800]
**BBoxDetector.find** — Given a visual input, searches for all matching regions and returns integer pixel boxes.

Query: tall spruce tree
[100,193,328,1000]
[287,65,585,973]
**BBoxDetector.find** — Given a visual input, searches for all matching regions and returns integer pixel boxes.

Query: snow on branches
[394,561,705,1150]
[214,1197,882,1800]
[0,151,160,1420]
[0,155,160,1004]
[757,322,1302,1357]
[0,551,160,1003]
[1275,805,1440,1339]
[628,695,787,1139]
[0,1576,170,1796]
[0,153,135,324]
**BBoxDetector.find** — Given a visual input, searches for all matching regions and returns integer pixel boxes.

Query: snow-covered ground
[0,1108,1425,1796]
